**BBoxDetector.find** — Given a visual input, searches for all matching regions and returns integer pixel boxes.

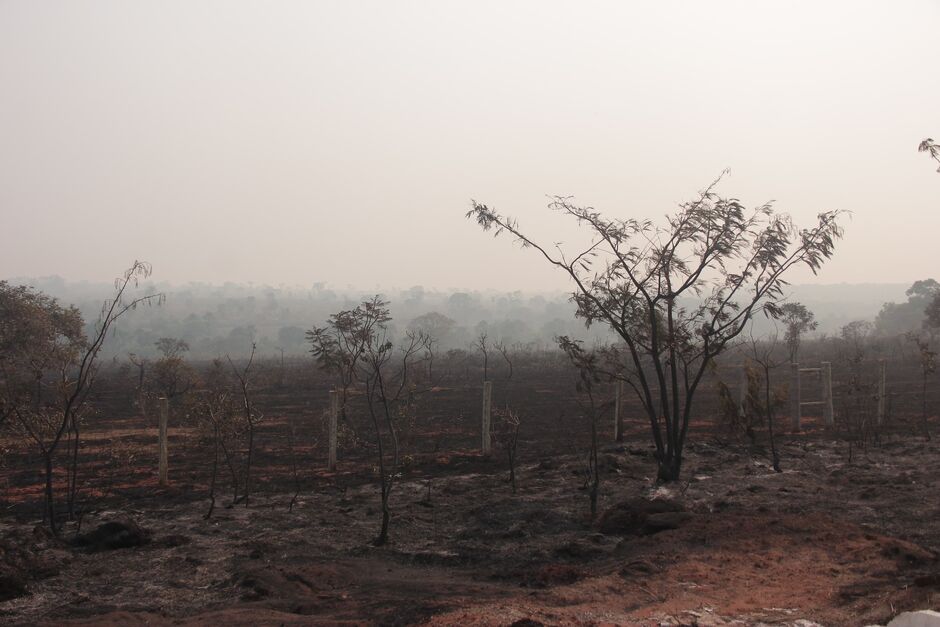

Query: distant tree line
[4,278,920,362]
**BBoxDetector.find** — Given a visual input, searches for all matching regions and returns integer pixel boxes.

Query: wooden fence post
[482,381,493,454]
[329,389,338,471]
[158,397,169,486]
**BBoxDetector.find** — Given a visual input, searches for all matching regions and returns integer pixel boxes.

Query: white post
[790,363,801,432]
[158,397,169,486]
[822,361,834,427]
[614,380,624,442]
[738,364,749,420]
[328,389,339,471]
[877,359,886,426]
[482,380,493,454]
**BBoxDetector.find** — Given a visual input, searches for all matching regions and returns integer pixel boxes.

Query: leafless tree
[474,331,490,382]
[197,366,230,519]
[838,321,876,452]
[493,406,522,493]
[558,336,607,518]
[1,262,161,533]
[495,340,514,381]
[127,353,148,415]
[228,343,261,506]
[746,327,789,471]
[196,358,246,512]
[408,312,455,380]
[285,416,307,512]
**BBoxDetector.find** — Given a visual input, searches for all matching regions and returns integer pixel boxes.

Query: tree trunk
[923,374,931,442]
[67,415,80,519]
[44,455,57,535]
[765,366,781,472]
[205,425,219,519]
[376,491,390,546]
[657,447,683,482]
[243,420,254,507]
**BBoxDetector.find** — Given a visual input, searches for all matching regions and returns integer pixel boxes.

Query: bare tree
[148,338,196,493]
[494,340,514,381]
[558,336,608,518]
[746,328,789,471]
[474,331,490,382]
[1,262,161,533]
[196,358,247,512]
[468,178,843,480]
[493,406,522,493]
[838,321,876,451]
[309,297,421,545]
[127,353,148,415]
[228,343,261,506]
[197,362,232,519]
[408,312,455,380]
[282,414,310,512]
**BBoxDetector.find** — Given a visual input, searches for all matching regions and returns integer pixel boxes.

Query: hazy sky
[1,1,938,293]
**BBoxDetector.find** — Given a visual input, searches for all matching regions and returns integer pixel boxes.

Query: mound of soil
[597,496,691,535]
[71,520,151,552]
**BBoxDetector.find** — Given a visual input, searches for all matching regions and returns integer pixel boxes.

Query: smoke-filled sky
[1,1,938,292]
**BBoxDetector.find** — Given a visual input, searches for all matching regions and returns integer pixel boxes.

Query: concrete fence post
[482,380,493,454]
[822,361,834,427]
[614,380,624,442]
[790,363,801,432]
[158,397,169,486]
[328,389,339,471]
[738,364,749,420]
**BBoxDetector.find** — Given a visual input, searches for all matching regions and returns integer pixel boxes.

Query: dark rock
[643,511,692,533]
[71,519,151,552]
[0,565,28,602]
[597,497,689,536]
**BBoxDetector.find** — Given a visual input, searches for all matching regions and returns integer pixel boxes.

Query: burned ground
[1,358,939,626]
